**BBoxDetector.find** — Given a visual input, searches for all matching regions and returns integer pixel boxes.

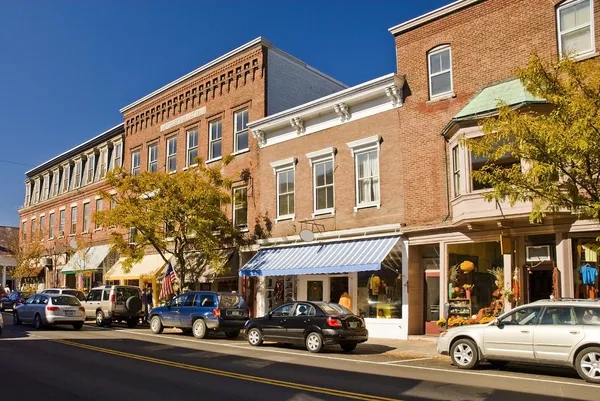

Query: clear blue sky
[0,0,448,227]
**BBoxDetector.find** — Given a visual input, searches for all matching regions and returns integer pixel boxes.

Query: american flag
[159,262,176,300]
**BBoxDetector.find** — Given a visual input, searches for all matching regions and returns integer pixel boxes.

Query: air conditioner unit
[526,245,552,262]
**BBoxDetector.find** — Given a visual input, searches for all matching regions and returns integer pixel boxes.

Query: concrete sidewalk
[360,335,443,358]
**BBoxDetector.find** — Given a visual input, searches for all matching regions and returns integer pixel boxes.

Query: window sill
[94,228,102,232]
[68,234,76,237]
[183,164,198,171]
[354,202,381,212]
[572,51,599,62]
[427,92,456,104]
[312,209,335,218]
[237,226,249,233]
[168,170,177,175]
[81,231,89,235]
[275,215,295,223]
[232,148,250,156]
[205,156,223,164]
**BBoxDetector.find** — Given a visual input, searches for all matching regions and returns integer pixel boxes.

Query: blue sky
[0,0,448,226]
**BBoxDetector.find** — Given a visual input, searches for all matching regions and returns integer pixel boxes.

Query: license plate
[230,310,241,316]
[349,321,358,329]
[65,310,74,316]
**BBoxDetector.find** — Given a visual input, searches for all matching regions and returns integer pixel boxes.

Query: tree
[95,158,243,287]
[5,229,45,289]
[466,54,600,223]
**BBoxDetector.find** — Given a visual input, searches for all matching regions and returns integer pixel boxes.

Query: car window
[194,294,215,308]
[325,303,353,315]
[9,292,20,300]
[540,306,578,325]
[500,306,541,326]
[26,296,38,304]
[315,302,353,316]
[116,287,140,302]
[183,294,195,307]
[170,294,186,307]
[575,307,600,325]
[218,294,244,308]
[64,290,86,301]
[102,290,110,301]
[44,290,59,294]
[293,303,316,317]
[87,290,102,302]
[272,304,293,317]
[38,296,49,305]
[52,296,81,306]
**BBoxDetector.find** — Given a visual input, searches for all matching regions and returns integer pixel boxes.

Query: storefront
[60,245,115,290]
[239,235,409,339]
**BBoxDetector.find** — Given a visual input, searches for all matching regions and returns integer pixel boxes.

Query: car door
[21,295,40,321]
[482,306,542,361]
[162,294,184,327]
[286,303,317,342]
[262,303,294,341]
[83,290,102,318]
[534,306,585,363]
[177,294,196,327]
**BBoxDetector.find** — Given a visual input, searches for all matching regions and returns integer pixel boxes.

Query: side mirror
[492,318,500,326]
[267,311,273,319]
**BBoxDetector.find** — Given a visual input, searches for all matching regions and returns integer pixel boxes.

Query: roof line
[388,0,483,35]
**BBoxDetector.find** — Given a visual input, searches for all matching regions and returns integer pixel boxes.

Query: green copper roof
[454,78,545,119]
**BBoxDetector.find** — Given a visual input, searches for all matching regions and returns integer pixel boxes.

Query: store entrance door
[306,279,324,301]
[330,276,349,304]
[529,269,553,302]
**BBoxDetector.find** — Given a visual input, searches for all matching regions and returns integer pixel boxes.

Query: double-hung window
[558,0,595,58]
[52,170,59,196]
[355,150,380,207]
[428,46,453,99]
[99,148,108,179]
[22,221,27,241]
[166,136,177,172]
[33,180,40,204]
[186,128,198,167]
[42,176,49,201]
[209,119,222,160]
[31,219,36,240]
[59,210,65,235]
[131,151,141,176]
[452,145,461,197]
[70,206,77,235]
[95,198,103,230]
[72,160,82,189]
[306,148,336,215]
[113,142,123,169]
[62,165,70,193]
[234,109,249,152]
[148,143,158,173]
[25,183,31,206]
[83,202,90,233]
[277,169,295,219]
[49,213,55,240]
[87,154,95,184]
[233,187,248,229]
[40,215,45,240]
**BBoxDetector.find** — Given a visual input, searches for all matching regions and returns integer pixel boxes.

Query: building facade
[0,226,18,291]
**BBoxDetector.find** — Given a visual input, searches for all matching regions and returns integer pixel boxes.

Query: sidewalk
[360,335,443,359]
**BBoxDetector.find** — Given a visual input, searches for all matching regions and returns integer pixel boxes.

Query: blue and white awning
[239,236,400,277]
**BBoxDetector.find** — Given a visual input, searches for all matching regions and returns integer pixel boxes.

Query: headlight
[440,331,448,337]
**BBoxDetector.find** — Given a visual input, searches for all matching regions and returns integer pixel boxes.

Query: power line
[0,159,34,167]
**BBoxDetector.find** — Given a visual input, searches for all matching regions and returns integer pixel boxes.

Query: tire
[96,310,106,327]
[150,316,164,334]
[575,346,600,384]
[247,328,263,346]
[125,296,143,314]
[192,319,207,339]
[225,329,240,339]
[73,322,84,330]
[126,318,138,328]
[450,338,480,369]
[181,328,192,335]
[340,341,358,353]
[33,314,43,330]
[13,311,21,325]
[305,332,324,353]
[488,360,510,368]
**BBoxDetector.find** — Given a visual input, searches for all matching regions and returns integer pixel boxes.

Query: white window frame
[428,45,453,99]
[557,0,596,58]
[25,182,31,207]
[166,136,177,173]
[86,153,95,184]
[52,170,60,197]
[62,164,70,194]
[347,136,381,211]
[39,215,45,241]
[306,147,336,216]
[49,212,55,240]
[59,209,65,236]
[208,119,223,161]
[30,218,36,240]
[98,148,108,179]
[70,206,77,235]
[72,159,82,190]
[113,141,123,169]
[95,198,103,230]
[186,128,198,167]
[131,150,141,176]
[42,174,49,201]
[33,178,40,204]
[270,157,297,221]
[234,108,249,153]
[233,186,249,230]
[83,202,90,233]
[148,143,158,173]
[452,144,461,198]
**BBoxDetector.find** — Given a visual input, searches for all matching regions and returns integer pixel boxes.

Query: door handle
[570,331,580,335]
[521,330,530,334]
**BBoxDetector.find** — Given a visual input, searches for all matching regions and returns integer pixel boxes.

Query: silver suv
[42,288,86,302]
[437,299,600,383]
[81,285,143,328]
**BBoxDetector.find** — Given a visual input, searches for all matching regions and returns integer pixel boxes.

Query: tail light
[110,294,116,302]
[326,317,342,327]
[46,306,60,312]
[79,307,85,312]
[213,308,221,318]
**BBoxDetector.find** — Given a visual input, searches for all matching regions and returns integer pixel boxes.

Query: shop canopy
[239,236,400,277]
[61,245,111,275]
[104,253,171,281]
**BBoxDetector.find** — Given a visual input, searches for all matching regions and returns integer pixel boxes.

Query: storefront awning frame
[60,245,111,275]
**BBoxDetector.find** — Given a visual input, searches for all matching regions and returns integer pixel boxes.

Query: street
[0,311,597,401]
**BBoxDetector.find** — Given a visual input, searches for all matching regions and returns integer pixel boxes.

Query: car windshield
[116,287,140,302]
[317,302,353,316]
[63,290,86,301]
[8,292,23,300]
[51,296,81,306]
[218,294,245,309]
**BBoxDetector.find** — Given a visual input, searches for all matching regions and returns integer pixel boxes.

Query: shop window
[557,0,595,58]
[307,280,324,301]
[357,269,402,319]
[574,239,599,299]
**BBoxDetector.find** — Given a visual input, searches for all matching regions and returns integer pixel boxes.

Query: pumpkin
[460,260,475,272]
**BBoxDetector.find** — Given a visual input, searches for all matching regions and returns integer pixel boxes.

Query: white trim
[186,127,199,168]
[160,107,206,132]
[312,209,335,218]
[59,206,66,211]
[39,212,45,217]
[166,135,178,173]
[388,0,481,35]
[306,147,336,166]
[234,108,249,153]
[428,46,454,100]
[82,198,90,203]
[131,149,141,175]
[276,167,296,220]
[311,156,335,215]
[275,215,295,222]
[208,119,223,160]
[353,144,381,210]
[48,209,55,214]
[231,148,250,156]
[346,135,381,156]
[70,202,78,207]
[270,157,297,174]
[95,195,102,200]
[205,156,223,164]
[557,0,596,58]
[147,142,159,173]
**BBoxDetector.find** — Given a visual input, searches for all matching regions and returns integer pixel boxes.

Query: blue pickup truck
[149,291,249,339]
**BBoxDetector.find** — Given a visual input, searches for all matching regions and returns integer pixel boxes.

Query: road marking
[380,358,434,365]
[53,339,402,401]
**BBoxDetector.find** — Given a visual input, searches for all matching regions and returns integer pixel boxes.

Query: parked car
[13,293,85,330]
[80,285,143,328]
[243,301,368,353]
[437,299,600,383]
[0,291,27,311]
[0,312,3,336]
[149,291,249,339]
[42,288,86,301]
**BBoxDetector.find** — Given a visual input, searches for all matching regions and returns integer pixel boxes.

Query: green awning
[61,245,111,275]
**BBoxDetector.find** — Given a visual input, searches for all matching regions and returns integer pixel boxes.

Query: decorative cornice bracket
[290,117,305,135]
[385,85,403,107]
[334,102,351,121]
[252,129,266,147]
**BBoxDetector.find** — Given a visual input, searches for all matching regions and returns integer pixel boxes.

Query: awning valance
[239,236,400,277]
[104,253,171,281]
[61,245,111,275]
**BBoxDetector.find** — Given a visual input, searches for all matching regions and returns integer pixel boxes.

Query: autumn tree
[4,228,45,288]
[466,54,600,223]
[95,158,243,286]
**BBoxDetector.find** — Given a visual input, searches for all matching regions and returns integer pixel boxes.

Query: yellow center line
[54,339,402,401]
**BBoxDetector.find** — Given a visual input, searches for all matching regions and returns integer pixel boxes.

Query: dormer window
[428,45,453,99]
[62,165,70,193]
[87,153,95,184]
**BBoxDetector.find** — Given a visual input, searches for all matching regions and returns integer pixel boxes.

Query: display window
[573,238,600,299]
[357,269,402,319]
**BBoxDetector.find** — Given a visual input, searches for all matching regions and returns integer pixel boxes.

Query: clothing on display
[367,274,381,295]
[580,264,598,285]
[583,243,599,262]
[338,292,352,309]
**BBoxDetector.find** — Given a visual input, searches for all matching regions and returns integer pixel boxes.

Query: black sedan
[243,301,368,353]
[0,291,27,311]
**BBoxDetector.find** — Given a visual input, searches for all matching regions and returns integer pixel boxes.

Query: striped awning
[239,236,400,277]
[61,245,111,275]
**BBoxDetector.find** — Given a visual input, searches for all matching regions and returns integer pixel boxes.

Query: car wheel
[33,314,43,330]
[150,316,164,334]
[488,360,510,368]
[192,319,207,339]
[247,328,263,346]
[225,329,240,339]
[72,322,84,330]
[575,347,600,383]
[13,311,21,325]
[96,310,106,327]
[340,341,358,353]
[181,328,192,335]
[450,338,479,369]
[305,332,324,353]
[126,318,138,328]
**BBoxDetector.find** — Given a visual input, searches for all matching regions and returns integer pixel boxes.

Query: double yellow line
[55,339,402,401]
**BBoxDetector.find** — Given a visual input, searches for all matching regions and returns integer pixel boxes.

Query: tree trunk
[177,253,186,290]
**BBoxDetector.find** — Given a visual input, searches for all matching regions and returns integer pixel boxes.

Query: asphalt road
[0,311,597,401]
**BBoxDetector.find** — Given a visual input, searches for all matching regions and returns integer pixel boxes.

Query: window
[499,306,542,326]
[62,165,70,193]
[42,176,49,201]
[277,169,295,218]
[99,148,108,178]
[234,109,249,152]
[22,221,27,240]
[72,160,82,189]
[540,306,578,325]
[95,198,103,230]
[314,159,334,213]
[470,139,520,191]
[166,136,177,172]
[272,304,293,317]
[186,128,198,166]
[31,219,36,240]
[131,150,141,176]
[87,290,102,302]
[558,0,595,58]
[452,145,461,197]
[59,210,65,235]
[102,290,110,301]
[148,143,158,173]
[233,187,248,229]
[194,294,216,308]
[209,119,222,160]
[428,46,453,98]
[355,150,380,207]
[86,154,95,184]
[52,170,59,196]
[40,215,45,240]
[293,303,316,317]
[128,227,138,244]
[25,183,31,206]
[575,307,600,325]
[113,142,123,169]
[49,213,55,240]
[33,180,39,204]
[70,206,77,235]
[83,202,90,233]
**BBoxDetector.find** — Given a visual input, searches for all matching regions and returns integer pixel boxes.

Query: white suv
[437,299,600,383]
[42,288,86,302]
[81,285,143,328]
